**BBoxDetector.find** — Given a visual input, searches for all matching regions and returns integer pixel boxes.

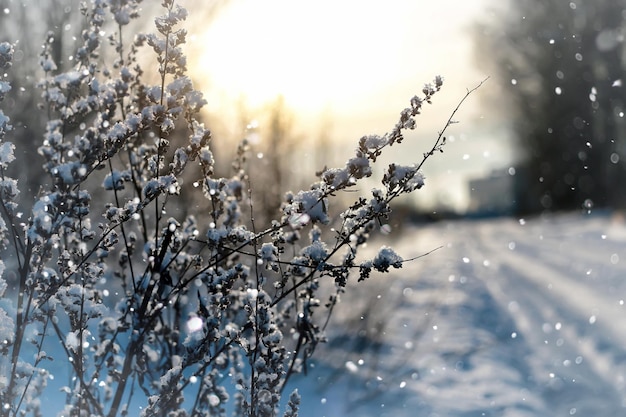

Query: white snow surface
[293,212,626,417]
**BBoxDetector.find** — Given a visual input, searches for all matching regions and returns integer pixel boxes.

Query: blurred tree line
[229,96,334,224]
[0,0,330,224]
[0,0,84,195]
[479,0,626,214]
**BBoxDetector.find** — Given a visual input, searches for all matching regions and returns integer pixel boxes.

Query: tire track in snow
[299,215,626,417]
[462,219,626,416]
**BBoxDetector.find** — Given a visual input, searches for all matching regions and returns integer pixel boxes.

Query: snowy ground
[292,211,626,417]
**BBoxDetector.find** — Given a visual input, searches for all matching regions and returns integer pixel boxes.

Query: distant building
[468,169,515,215]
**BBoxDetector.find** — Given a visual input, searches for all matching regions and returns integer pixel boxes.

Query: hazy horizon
[184,0,514,212]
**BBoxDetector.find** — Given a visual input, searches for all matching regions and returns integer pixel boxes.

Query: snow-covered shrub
[0,1,479,416]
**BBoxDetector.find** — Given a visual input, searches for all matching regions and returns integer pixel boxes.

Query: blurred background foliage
[478,0,626,214]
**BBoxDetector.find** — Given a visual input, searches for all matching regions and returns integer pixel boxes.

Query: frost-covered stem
[76,280,86,405]
[377,78,490,210]
[172,223,282,296]
[106,333,138,417]
[117,24,125,70]
[0,172,26,262]
[108,230,174,416]
[13,315,51,415]
[154,4,174,256]
[269,236,341,309]
[34,189,166,308]
[156,333,245,412]
[106,155,137,285]
[108,23,139,287]
[49,311,104,415]
[414,77,489,173]
[272,80,488,311]
[4,239,33,416]
[247,175,261,417]
[188,367,209,415]
[321,290,339,332]
[281,329,305,395]
[127,148,149,243]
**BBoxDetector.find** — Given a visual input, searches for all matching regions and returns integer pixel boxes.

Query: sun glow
[187,0,491,138]
[193,1,415,114]
[185,0,500,212]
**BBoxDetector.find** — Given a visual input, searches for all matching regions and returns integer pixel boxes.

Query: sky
[184,0,514,212]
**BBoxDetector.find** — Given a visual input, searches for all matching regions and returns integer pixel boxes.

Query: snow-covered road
[295,212,626,417]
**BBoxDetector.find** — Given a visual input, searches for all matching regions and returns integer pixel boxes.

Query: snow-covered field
[293,211,626,417]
